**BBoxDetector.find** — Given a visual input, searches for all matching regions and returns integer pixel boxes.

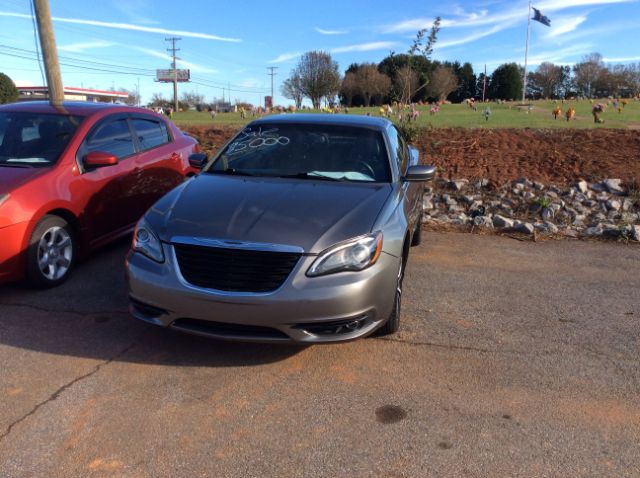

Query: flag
[532,7,551,26]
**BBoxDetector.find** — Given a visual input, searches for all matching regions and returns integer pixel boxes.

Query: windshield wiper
[278,172,344,182]
[208,168,258,177]
[0,162,34,168]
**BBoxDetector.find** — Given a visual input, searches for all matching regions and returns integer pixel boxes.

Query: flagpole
[522,0,532,104]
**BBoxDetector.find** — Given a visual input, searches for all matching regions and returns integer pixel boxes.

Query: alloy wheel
[36,226,73,281]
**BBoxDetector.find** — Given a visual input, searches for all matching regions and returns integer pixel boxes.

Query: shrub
[0,72,18,104]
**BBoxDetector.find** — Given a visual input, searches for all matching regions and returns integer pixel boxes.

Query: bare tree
[395,66,419,104]
[573,53,605,98]
[180,90,205,109]
[340,72,358,107]
[281,73,304,109]
[148,92,169,108]
[531,62,564,98]
[118,87,140,106]
[626,63,640,96]
[426,66,459,101]
[294,51,341,109]
[406,16,441,100]
[355,64,391,106]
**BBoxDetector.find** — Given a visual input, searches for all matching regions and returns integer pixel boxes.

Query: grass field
[172,99,640,130]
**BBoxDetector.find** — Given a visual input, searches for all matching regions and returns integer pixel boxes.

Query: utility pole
[522,0,532,104]
[136,78,140,107]
[267,66,278,107]
[33,0,64,106]
[482,64,487,103]
[165,37,181,112]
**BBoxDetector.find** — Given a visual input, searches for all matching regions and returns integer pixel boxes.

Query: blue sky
[1,0,638,105]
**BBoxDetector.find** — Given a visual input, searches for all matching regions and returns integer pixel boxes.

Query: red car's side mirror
[83,151,118,168]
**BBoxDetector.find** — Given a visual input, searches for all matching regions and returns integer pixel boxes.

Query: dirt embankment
[183,125,640,187]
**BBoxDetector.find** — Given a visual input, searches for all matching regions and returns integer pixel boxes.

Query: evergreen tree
[488,63,523,100]
[0,73,19,104]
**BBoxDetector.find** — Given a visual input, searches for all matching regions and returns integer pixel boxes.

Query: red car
[0,101,199,287]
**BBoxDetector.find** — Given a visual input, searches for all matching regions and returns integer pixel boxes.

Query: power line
[189,80,269,95]
[0,50,157,77]
[1,43,273,93]
[1,45,270,92]
[28,0,45,86]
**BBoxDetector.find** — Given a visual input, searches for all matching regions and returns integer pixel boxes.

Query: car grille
[173,243,301,293]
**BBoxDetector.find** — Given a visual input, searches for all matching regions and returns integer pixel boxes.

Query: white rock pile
[423,177,640,242]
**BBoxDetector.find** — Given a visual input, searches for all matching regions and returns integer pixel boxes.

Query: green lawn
[172,99,640,130]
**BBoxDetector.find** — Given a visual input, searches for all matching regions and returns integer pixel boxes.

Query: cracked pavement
[0,233,639,477]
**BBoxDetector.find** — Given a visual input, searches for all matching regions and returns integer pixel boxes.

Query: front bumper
[0,221,29,284]
[126,242,399,343]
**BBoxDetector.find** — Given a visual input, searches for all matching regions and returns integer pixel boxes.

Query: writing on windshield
[210,123,390,182]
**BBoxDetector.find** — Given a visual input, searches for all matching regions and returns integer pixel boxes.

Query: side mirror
[83,151,118,168]
[404,165,435,182]
[188,153,208,169]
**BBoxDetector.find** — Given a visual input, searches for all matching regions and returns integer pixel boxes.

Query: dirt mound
[183,125,640,187]
[183,125,237,153]
[420,128,640,187]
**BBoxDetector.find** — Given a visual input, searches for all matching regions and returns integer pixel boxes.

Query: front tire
[26,215,76,288]
[376,255,404,336]
[411,220,422,247]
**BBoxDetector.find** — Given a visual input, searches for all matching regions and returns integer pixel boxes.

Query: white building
[16,86,129,103]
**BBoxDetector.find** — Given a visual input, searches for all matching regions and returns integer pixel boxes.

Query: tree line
[282,48,640,107]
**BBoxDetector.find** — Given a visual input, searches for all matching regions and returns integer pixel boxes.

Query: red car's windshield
[0,112,83,168]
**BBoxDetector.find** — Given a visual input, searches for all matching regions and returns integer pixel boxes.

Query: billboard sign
[156,69,190,82]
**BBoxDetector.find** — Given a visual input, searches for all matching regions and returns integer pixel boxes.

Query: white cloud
[331,41,397,53]
[58,40,114,53]
[537,0,635,9]
[437,24,504,48]
[133,47,218,73]
[315,27,348,35]
[545,15,588,37]
[383,0,633,37]
[238,78,263,88]
[603,55,640,62]
[113,1,159,25]
[268,51,302,63]
[484,43,592,69]
[0,11,241,42]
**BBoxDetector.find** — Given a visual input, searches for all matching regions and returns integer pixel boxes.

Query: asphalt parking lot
[1,232,639,477]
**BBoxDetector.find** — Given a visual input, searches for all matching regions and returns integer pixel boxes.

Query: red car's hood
[0,167,48,195]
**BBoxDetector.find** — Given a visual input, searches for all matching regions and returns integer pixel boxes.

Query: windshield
[0,112,83,167]
[207,123,391,182]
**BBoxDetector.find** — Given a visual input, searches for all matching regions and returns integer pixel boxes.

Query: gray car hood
[153,174,392,253]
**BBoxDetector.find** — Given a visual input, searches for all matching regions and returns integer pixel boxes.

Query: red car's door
[130,115,185,216]
[77,115,142,243]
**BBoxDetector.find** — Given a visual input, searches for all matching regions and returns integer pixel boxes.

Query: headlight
[307,232,383,277]
[0,194,9,208]
[132,217,165,263]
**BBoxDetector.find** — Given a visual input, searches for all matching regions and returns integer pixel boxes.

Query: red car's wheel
[26,215,76,288]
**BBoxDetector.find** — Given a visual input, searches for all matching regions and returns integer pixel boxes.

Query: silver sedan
[126,114,434,343]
